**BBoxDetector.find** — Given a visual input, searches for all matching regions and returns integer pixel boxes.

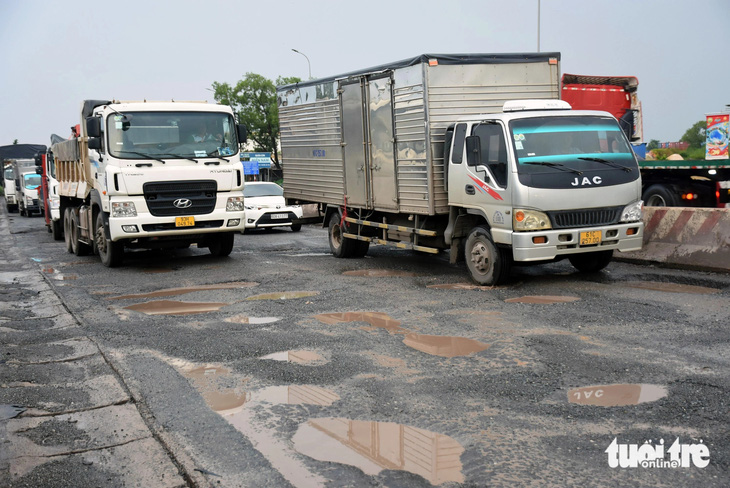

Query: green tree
[646,139,660,150]
[13,139,18,144]
[211,73,301,171]
[680,120,706,149]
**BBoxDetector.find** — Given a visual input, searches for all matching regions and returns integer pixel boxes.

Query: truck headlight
[620,201,643,222]
[26,196,34,205]
[51,197,60,209]
[112,202,137,217]
[513,209,552,231]
[227,196,245,211]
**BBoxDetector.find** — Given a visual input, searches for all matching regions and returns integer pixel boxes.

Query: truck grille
[143,180,217,217]
[548,206,622,229]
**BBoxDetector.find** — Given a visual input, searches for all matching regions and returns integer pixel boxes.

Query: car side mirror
[465,136,481,166]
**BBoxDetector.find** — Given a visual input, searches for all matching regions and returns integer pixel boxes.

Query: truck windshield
[511,116,636,171]
[4,167,13,180]
[23,174,41,189]
[107,112,239,160]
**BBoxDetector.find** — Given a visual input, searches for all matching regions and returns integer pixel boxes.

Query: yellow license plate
[580,230,602,245]
[175,216,195,227]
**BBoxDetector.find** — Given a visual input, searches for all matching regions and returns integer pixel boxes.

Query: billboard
[706,114,729,160]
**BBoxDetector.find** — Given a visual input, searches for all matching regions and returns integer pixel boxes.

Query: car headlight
[513,209,552,231]
[112,202,137,217]
[227,196,245,212]
[620,201,643,222]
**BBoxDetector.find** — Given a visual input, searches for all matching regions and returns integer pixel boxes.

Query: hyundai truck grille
[547,206,622,229]
[143,180,217,217]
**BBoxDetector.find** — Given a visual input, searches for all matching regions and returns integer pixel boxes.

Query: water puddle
[259,350,327,365]
[246,291,319,301]
[314,312,406,334]
[124,300,229,315]
[224,315,280,325]
[343,269,417,277]
[622,281,720,295]
[111,282,258,300]
[504,295,581,304]
[402,333,490,357]
[568,384,668,407]
[292,417,464,485]
[184,365,249,414]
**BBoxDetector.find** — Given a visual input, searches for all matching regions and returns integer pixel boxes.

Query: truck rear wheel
[95,213,123,267]
[70,210,91,256]
[209,233,234,257]
[465,226,511,286]
[569,250,613,273]
[64,209,74,253]
[51,219,63,241]
[328,213,357,258]
[642,185,678,207]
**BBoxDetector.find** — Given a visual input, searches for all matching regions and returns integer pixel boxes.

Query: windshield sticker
[114,115,123,129]
[218,147,234,156]
[514,134,525,141]
[194,150,207,158]
[515,141,524,150]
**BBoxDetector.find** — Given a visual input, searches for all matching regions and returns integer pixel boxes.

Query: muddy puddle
[124,300,229,315]
[246,291,319,301]
[505,295,581,304]
[568,384,668,407]
[343,269,417,277]
[315,312,406,334]
[111,282,258,300]
[402,333,490,358]
[292,417,464,484]
[224,315,280,325]
[259,350,327,365]
[184,365,249,413]
[622,281,720,295]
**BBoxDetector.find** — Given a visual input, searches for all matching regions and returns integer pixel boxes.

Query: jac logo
[571,176,602,187]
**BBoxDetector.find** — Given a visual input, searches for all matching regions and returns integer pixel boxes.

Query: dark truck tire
[569,250,613,273]
[208,233,235,257]
[51,219,63,241]
[95,213,123,267]
[465,225,511,286]
[328,212,358,258]
[642,184,678,207]
[70,210,91,256]
[64,208,74,253]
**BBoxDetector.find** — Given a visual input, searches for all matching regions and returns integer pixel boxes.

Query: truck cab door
[448,121,511,229]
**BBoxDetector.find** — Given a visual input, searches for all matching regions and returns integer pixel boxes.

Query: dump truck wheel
[328,212,356,258]
[95,213,123,267]
[51,219,63,241]
[465,226,511,286]
[64,209,74,253]
[71,210,91,256]
[209,233,234,257]
[569,250,613,273]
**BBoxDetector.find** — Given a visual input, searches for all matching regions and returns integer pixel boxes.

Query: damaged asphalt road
[2,208,729,487]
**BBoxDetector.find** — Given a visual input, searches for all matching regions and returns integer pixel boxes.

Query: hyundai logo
[173,198,193,209]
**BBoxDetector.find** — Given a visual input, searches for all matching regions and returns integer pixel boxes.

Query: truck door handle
[465,185,475,195]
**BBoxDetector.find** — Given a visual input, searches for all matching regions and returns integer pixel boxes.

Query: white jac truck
[11,158,42,216]
[277,53,644,285]
[52,99,248,267]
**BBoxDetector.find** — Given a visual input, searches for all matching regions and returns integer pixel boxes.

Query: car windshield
[107,111,239,160]
[510,115,636,174]
[23,174,41,189]
[244,183,283,197]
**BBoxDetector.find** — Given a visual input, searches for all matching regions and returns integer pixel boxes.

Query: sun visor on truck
[82,100,113,119]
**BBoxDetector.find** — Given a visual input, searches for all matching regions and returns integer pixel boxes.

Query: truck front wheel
[63,209,74,253]
[465,226,511,286]
[569,250,613,273]
[208,233,235,257]
[95,213,123,267]
[642,185,678,207]
[328,212,357,258]
[51,219,63,241]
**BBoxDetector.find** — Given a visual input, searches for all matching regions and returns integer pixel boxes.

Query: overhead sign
[241,152,272,169]
[242,159,259,175]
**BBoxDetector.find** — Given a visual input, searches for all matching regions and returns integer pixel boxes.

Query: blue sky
[1,0,727,146]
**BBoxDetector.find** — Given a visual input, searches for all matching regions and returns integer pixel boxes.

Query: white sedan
[243,182,303,231]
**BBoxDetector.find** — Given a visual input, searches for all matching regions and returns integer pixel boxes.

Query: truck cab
[446,100,644,283]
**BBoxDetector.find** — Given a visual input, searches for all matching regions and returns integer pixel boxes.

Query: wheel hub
[470,243,491,274]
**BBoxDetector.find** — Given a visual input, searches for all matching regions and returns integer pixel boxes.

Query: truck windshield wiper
[206,149,230,163]
[117,150,165,164]
[156,153,199,164]
[523,161,583,175]
[578,157,633,172]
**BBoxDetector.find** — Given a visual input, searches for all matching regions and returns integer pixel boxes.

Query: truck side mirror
[237,124,248,144]
[86,117,102,138]
[465,136,481,166]
[88,138,102,150]
[35,154,43,174]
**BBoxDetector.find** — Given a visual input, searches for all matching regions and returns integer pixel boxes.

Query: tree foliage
[646,139,660,151]
[680,120,706,149]
[211,73,301,170]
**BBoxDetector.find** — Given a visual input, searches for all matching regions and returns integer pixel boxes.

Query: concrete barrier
[619,207,730,272]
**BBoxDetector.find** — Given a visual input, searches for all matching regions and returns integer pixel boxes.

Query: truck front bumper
[508,222,644,262]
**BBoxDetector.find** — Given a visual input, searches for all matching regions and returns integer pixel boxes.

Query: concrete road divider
[619,207,730,272]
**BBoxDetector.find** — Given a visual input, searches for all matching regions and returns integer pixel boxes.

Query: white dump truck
[277,53,644,284]
[51,99,248,267]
